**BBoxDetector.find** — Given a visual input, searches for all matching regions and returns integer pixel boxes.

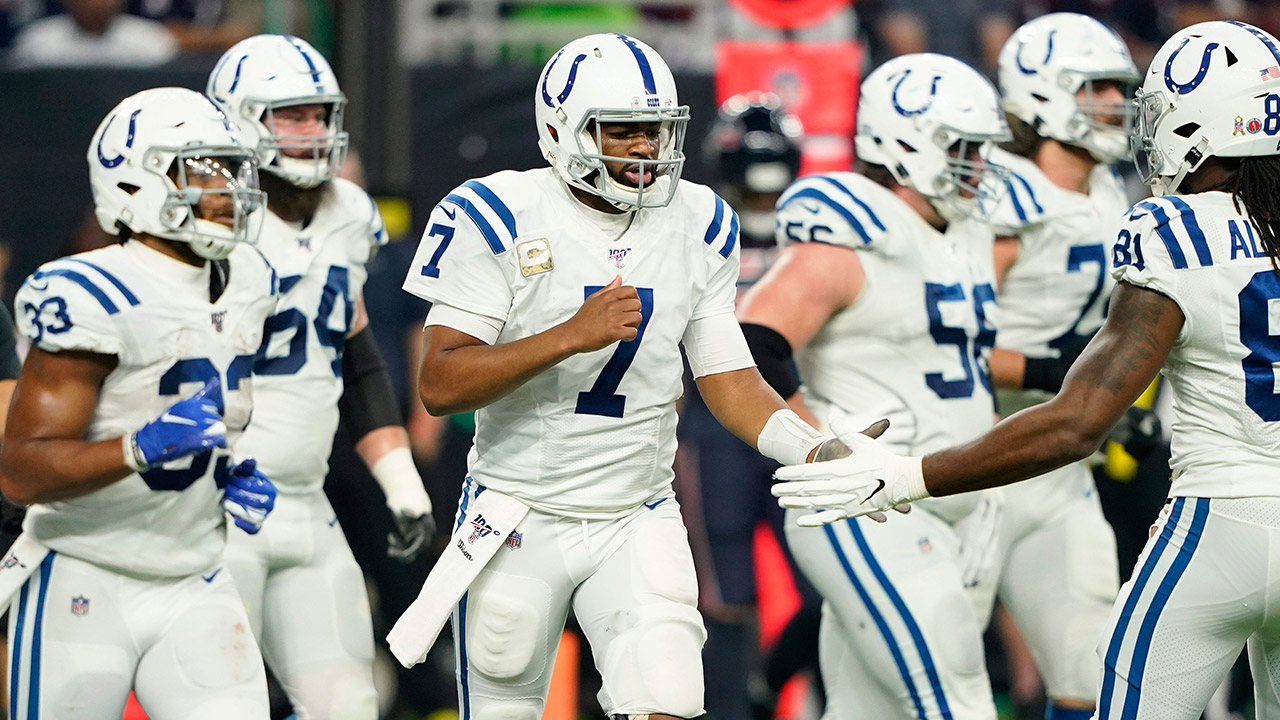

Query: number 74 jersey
[402,168,742,519]
[1111,191,1280,498]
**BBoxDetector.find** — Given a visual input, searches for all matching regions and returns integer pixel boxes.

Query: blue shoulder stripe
[61,259,140,306]
[1134,201,1189,269]
[1007,171,1044,217]
[719,208,740,259]
[1163,197,1214,267]
[815,176,886,232]
[779,187,873,245]
[443,193,506,254]
[703,195,726,247]
[461,181,517,241]
[32,268,119,315]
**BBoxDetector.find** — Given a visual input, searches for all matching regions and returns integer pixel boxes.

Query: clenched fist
[562,276,644,353]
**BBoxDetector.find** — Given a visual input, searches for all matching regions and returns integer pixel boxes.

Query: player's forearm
[921,396,1102,496]
[0,437,135,505]
[697,368,793,448]
[418,325,578,415]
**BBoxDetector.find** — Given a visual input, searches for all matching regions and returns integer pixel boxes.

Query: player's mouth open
[622,166,653,187]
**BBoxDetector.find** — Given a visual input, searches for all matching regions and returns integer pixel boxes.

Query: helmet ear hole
[1225,47,1239,65]
[117,183,141,195]
[546,124,559,142]
[897,140,918,153]
[1173,122,1201,138]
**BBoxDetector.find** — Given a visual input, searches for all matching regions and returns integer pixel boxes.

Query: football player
[206,34,435,719]
[968,14,1140,719]
[0,87,278,719]
[392,33,854,720]
[739,53,1008,719]
[773,20,1280,720]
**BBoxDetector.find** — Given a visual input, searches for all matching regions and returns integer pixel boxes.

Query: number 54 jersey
[1112,191,1280,499]
[13,241,278,578]
[402,168,742,519]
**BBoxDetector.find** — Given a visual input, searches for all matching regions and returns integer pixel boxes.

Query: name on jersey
[518,238,554,277]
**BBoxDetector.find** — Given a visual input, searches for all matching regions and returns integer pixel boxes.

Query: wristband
[371,447,431,514]
[757,409,827,466]
[122,433,150,473]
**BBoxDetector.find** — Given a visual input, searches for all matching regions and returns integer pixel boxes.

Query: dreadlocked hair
[1216,155,1280,277]
[999,113,1046,159]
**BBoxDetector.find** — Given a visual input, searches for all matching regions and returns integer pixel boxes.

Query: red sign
[716,41,861,174]
[725,0,851,31]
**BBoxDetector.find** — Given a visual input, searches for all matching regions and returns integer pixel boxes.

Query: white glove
[772,416,927,527]
[953,495,1002,588]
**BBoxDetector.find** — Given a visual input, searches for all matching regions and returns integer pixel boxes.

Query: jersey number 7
[574,286,655,418]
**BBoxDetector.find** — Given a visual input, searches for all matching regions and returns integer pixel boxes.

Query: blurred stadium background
[0,1,1263,718]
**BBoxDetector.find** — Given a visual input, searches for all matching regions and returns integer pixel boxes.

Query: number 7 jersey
[1111,191,1280,499]
[402,168,742,519]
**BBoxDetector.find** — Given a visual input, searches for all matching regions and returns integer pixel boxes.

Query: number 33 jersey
[13,241,278,578]
[402,168,741,519]
[1111,191,1280,499]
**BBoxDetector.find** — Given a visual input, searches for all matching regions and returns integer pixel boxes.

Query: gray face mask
[739,210,776,243]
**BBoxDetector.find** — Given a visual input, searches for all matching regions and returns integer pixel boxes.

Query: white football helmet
[88,87,264,261]
[207,34,349,188]
[1133,20,1280,195]
[535,33,690,210]
[999,13,1139,164]
[855,53,1011,223]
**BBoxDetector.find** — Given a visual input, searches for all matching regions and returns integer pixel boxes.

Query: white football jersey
[1111,191,1280,499]
[234,178,387,493]
[402,168,741,519]
[13,240,278,578]
[775,173,998,520]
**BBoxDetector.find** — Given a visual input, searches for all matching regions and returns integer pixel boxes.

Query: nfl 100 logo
[71,595,89,617]
[468,514,497,544]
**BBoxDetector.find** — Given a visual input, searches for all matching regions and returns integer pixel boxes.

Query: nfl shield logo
[917,537,932,554]
[71,596,89,616]
[505,531,523,550]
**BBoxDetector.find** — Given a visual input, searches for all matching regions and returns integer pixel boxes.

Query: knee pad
[473,700,542,720]
[601,602,706,718]
[466,590,545,682]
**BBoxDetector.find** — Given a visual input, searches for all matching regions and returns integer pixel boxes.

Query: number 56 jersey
[1112,191,1280,499]
[402,168,742,519]
[13,241,278,578]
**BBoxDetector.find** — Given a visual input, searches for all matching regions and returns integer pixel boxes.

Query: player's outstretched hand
[127,378,227,471]
[223,458,277,535]
[564,275,643,352]
[772,416,923,527]
[387,510,437,562]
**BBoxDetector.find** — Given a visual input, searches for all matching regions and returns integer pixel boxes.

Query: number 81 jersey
[403,168,742,519]
[1111,191,1280,499]
[13,241,278,578]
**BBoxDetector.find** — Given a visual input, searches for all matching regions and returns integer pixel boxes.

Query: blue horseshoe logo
[541,50,589,108]
[891,70,943,117]
[1015,30,1056,75]
[1164,38,1220,95]
[97,108,142,169]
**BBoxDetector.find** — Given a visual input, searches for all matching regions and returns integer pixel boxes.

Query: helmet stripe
[228,54,248,94]
[613,34,658,95]
[286,35,324,92]
[1225,20,1280,66]
[96,108,142,169]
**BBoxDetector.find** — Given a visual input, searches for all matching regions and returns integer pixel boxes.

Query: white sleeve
[682,311,755,378]
[1110,198,1201,344]
[424,302,505,345]
[14,264,124,356]
[402,201,513,321]
[692,231,741,321]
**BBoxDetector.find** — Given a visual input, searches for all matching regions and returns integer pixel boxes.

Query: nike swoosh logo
[328,517,339,527]
[202,568,222,583]
[442,206,457,220]
[160,413,198,426]
[861,479,886,504]
[644,498,668,510]
[801,201,821,214]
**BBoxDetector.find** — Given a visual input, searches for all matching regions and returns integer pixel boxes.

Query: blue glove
[222,458,276,534]
[127,378,226,471]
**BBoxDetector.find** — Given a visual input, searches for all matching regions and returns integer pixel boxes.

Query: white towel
[0,534,49,610]
[386,487,530,668]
